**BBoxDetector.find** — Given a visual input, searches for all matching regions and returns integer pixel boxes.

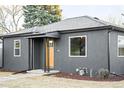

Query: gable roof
[1,16,124,37]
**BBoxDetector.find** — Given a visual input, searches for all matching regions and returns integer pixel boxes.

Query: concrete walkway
[27,69,59,74]
[0,73,42,82]
[0,69,59,83]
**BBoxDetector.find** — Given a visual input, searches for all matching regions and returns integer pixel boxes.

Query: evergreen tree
[23,5,62,28]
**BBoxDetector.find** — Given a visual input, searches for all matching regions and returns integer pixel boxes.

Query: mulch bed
[54,72,124,81]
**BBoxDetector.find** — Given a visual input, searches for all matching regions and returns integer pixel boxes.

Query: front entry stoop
[26,69,60,75]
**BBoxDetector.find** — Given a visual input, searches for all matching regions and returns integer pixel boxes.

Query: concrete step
[26,69,60,75]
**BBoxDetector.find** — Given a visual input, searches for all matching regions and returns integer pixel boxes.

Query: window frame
[69,35,87,57]
[14,39,21,57]
[117,35,124,57]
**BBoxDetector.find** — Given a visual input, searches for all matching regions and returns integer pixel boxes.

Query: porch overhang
[26,32,60,39]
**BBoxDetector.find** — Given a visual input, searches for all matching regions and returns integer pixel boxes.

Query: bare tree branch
[0,5,23,33]
[0,23,11,33]
[106,16,123,27]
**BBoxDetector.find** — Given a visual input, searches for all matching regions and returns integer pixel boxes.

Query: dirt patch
[54,72,124,81]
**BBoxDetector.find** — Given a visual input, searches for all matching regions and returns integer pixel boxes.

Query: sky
[15,5,124,26]
[2,5,124,33]
[61,5,124,18]
[61,5,124,24]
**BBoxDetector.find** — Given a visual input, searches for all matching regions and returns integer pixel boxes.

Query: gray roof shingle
[1,16,124,36]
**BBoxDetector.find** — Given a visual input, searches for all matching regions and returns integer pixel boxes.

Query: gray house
[0,16,124,75]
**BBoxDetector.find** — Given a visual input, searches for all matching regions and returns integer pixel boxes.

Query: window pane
[15,41,20,48]
[14,40,21,56]
[118,36,124,56]
[15,49,20,56]
[70,37,86,56]
[119,48,124,56]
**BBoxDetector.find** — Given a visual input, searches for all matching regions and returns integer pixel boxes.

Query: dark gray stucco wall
[33,38,43,69]
[3,37,29,71]
[54,30,109,74]
[109,31,124,74]
[0,48,2,67]
[0,39,2,67]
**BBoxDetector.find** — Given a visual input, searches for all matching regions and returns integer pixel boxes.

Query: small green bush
[98,68,109,79]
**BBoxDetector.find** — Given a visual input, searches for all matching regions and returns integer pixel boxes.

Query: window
[69,36,87,57]
[14,40,21,57]
[118,35,124,57]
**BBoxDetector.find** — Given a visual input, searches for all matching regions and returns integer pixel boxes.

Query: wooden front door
[48,40,54,68]
[46,39,54,69]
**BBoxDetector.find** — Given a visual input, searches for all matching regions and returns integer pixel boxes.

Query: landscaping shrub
[98,68,109,79]
[76,67,88,76]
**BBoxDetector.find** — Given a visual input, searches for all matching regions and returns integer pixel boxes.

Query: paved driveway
[0,71,124,88]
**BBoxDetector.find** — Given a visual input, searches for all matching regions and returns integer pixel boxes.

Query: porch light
[49,40,53,44]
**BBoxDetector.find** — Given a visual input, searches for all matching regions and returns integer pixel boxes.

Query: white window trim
[14,40,21,57]
[117,35,124,57]
[69,35,87,57]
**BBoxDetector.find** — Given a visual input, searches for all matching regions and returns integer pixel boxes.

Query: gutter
[59,26,113,34]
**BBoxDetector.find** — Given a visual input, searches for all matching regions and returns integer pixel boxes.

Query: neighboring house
[0,16,124,75]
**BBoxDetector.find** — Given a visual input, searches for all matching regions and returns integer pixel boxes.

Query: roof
[1,16,124,37]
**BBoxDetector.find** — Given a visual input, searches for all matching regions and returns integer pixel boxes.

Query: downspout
[107,30,111,72]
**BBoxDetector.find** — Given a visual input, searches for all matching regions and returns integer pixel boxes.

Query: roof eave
[111,26,124,32]
[59,25,112,34]
[1,25,124,38]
